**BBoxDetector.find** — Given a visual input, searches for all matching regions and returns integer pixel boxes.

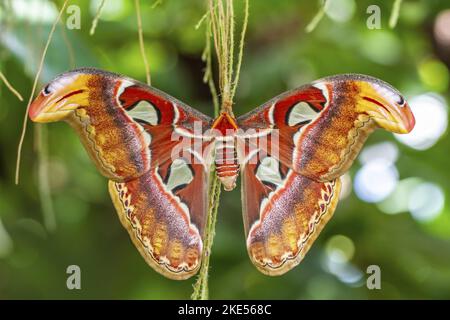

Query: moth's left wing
[237,74,414,275]
[238,148,341,275]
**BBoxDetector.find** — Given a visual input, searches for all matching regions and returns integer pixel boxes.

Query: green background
[1,0,450,299]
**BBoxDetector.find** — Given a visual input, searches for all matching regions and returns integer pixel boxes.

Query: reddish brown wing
[235,76,366,275]
[237,84,329,179]
[109,153,211,280]
[237,74,412,275]
[238,147,341,275]
[238,74,412,182]
[107,78,214,280]
[236,83,339,275]
[30,68,214,280]
[117,82,214,169]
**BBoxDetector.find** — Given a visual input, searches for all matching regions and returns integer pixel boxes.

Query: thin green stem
[305,0,328,33]
[0,71,23,101]
[15,0,68,185]
[192,0,249,300]
[90,0,107,36]
[202,21,220,114]
[191,170,221,300]
[231,0,249,99]
[389,0,403,29]
[151,0,163,9]
[227,0,235,103]
[135,0,151,85]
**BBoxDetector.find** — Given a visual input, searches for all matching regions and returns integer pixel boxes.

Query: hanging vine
[191,0,249,300]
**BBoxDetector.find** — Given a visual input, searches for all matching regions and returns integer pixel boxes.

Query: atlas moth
[29,68,415,280]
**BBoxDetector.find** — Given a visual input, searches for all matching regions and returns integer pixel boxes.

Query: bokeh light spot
[359,141,398,166]
[354,159,399,203]
[339,173,352,200]
[418,58,449,92]
[90,0,128,21]
[0,218,13,258]
[360,31,402,65]
[325,0,356,23]
[408,182,445,222]
[377,177,423,215]
[434,9,450,48]
[395,93,448,150]
[323,235,363,285]
[10,0,57,23]
[325,235,355,263]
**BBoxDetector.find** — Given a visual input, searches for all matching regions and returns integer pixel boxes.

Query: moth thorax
[215,138,239,191]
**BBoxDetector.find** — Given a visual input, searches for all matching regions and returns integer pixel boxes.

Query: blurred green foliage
[0,0,450,299]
